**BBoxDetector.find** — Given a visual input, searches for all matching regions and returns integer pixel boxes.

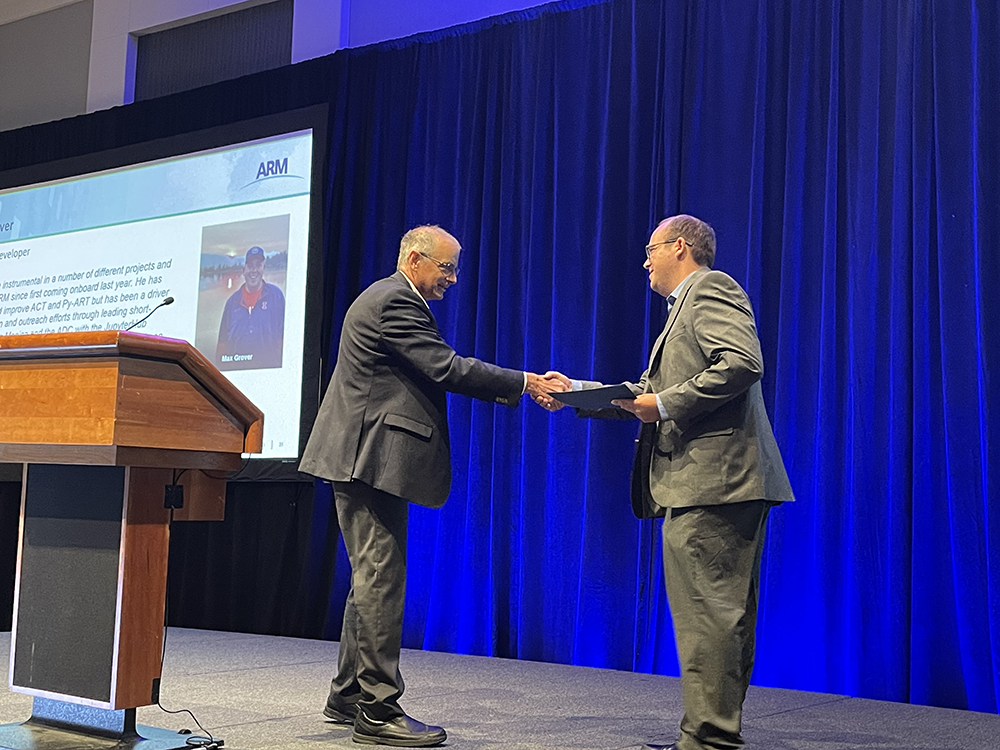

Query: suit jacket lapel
[392,270,440,331]
[646,268,708,380]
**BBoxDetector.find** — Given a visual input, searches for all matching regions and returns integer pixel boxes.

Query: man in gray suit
[544,214,794,750]
[300,225,563,747]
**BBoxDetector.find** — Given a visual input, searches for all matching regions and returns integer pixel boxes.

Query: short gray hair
[662,214,717,268]
[397,225,448,269]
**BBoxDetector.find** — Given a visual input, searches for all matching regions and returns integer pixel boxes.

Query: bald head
[397,225,456,270]
[398,225,461,301]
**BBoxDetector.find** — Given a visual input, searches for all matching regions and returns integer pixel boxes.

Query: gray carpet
[0,629,997,750]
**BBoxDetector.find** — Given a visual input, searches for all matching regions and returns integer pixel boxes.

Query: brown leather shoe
[352,710,447,747]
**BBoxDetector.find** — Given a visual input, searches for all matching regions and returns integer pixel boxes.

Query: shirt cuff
[570,379,584,391]
[655,393,669,421]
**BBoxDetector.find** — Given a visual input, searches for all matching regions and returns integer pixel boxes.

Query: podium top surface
[0,330,209,364]
[0,331,264,452]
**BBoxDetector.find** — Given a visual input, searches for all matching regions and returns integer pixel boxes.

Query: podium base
[0,699,221,750]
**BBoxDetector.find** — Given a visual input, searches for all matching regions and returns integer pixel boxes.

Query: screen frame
[0,105,329,481]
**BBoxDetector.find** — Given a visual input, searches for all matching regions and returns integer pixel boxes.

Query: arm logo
[243,157,305,188]
[258,158,288,178]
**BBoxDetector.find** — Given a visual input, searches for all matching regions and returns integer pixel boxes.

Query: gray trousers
[329,480,408,721]
[662,500,770,750]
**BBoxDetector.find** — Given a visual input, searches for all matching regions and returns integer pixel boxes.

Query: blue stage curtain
[317,0,999,711]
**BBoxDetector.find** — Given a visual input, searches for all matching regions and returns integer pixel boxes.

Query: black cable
[155,507,221,749]
[200,453,251,481]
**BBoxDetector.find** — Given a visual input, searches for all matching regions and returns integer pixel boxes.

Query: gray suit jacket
[584,268,794,518]
[299,271,525,508]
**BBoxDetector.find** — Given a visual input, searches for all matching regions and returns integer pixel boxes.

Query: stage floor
[1,629,997,750]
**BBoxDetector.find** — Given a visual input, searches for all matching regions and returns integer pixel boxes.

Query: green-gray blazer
[586,267,794,518]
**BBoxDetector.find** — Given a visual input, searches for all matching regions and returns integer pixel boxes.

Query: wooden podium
[0,331,263,750]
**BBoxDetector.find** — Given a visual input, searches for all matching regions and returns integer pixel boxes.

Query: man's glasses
[419,251,459,276]
[644,237,695,259]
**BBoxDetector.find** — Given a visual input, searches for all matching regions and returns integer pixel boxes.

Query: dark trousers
[329,480,408,721]
[662,500,771,750]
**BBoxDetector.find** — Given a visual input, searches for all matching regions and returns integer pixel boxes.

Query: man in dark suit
[543,214,794,750]
[300,225,563,747]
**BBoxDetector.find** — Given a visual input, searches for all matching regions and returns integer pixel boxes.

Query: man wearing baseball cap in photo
[216,245,286,370]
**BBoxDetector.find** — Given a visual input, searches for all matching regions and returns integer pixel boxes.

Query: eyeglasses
[418,251,459,276]
[644,237,695,259]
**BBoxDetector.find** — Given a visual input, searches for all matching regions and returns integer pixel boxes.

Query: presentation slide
[0,130,314,460]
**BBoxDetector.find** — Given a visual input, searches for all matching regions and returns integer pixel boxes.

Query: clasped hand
[610,393,660,422]
[525,371,571,411]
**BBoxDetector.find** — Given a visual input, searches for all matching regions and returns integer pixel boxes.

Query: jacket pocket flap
[384,413,433,439]
[688,426,735,440]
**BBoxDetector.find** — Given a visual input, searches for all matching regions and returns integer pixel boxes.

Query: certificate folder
[547,383,635,410]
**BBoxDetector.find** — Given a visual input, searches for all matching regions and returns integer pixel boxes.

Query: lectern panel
[12,464,125,704]
[0,361,119,445]
[115,357,245,454]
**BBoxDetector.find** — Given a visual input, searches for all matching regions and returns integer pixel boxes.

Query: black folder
[546,383,635,409]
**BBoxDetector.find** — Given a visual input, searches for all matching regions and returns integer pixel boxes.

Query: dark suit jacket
[299,271,525,508]
[584,268,794,518]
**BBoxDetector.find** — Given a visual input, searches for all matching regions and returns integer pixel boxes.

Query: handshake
[523,371,661,422]
[524,371,571,412]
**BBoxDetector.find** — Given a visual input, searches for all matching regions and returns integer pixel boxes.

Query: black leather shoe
[323,700,358,724]
[641,744,677,750]
[352,710,447,747]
